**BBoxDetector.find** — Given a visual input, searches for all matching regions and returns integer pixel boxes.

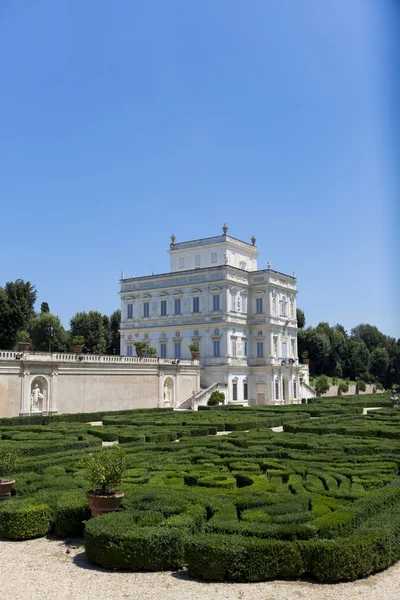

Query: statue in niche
[224,251,229,265]
[30,383,43,413]
[272,297,276,315]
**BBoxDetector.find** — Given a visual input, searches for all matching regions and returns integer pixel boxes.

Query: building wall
[0,351,200,417]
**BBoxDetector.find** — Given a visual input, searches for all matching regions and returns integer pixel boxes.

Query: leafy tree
[296,308,305,329]
[351,324,385,352]
[334,323,348,338]
[333,361,343,378]
[40,302,50,313]
[0,280,36,349]
[356,380,367,393]
[30,313,68,352]
[369,347,389,382]
[345,338,370,379]
[70,311,109,354]
[107,309,121,355]
[315,375,330,396]
[338,381,349,394]
[298,328,331,375]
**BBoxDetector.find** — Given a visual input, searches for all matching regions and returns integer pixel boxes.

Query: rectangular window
[293,380,297,398]
[160,300,167,316]
[281,342,287,359]
[231,340,237,356]
[242,296,247,313]
[193,296,200,313]
[143,302,150,317]
[174,342,181,359]
[212,294,220,311]
[213,340,220,357]
[160,343,167,358]
[256,298,263,314]
[275,381,279,400]
[244,341,248,356]
[231,293,236,311]
[127,345,133,356]
[174,298,181,314]
[243,382,248,401]
[127,303,133,319]
[257,342,264,358]
[232,382,238,401]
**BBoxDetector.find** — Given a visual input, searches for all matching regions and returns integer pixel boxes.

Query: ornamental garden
[1,394,400,583]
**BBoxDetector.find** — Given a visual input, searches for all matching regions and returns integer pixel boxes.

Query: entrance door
[257,393,265,405]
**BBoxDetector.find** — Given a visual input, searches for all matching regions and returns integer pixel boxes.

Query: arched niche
[163,377,174,408]
[30,375,49,413]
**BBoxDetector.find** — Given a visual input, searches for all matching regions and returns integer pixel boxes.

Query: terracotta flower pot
[302,358,309,365]
[71,345,84,354]
[0,479,15,501]
[87,491,124,517]
[191,352,200,360]
[18,342,31,352]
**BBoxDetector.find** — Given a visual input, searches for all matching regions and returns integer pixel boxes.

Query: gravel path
[1,536,400,600]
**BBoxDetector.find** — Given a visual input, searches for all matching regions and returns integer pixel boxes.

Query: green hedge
[0,500,52,539]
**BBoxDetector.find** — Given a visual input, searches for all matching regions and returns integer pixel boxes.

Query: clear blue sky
[1,1,399,338]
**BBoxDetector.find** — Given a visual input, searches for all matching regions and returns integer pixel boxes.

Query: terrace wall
[0,351,200,417]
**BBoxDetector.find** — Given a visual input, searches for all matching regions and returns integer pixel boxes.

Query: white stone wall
[0,352,200,417]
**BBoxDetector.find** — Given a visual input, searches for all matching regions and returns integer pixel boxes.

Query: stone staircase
[176,382,225,411]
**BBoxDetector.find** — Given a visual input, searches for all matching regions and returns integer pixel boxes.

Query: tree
[369,347,390,382]
[315,375,330,396]
[345,338,370,380]
[298,327,331,375]
[296,308,305,329]
[40,302,50,313]
[30,313,68,352]
[351,324,385,352]
[70,311,108,354]
[0,280,36,349]
[107,309,121,355]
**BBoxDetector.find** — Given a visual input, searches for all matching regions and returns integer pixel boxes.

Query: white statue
[30,383,43,413]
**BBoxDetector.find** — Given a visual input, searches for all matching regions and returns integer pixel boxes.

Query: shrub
[85,512,186,571]
[339,381,349,394]
[208,391,225,406]
[315,376,330,396]
[53,491,90,537]
[0,448,18,479]
[84,447,127,493]
[0,500,52,539]
[71,335,85,346]
[357,380,367,393]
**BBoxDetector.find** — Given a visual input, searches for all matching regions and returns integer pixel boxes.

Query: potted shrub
[71,335,85,354]
[208,390,225,406]
[301,351,309,365]
[147,346,157,357]
[85,447,127,517]
[16,330,32,352]
[0,448,17,501]
[189,343,200,360]
[134,341,147,358]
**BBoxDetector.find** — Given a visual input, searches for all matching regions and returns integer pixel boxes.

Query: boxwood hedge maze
[1,393,400,582]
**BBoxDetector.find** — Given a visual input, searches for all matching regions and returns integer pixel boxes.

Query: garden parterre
[1,393,400,583]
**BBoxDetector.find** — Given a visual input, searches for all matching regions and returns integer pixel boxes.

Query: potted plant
[208,390,225,406]
[0,448,17,501]
[134,341,147,358]
[85,447,127,517]
[71,335,85,354]
[16,330,32,352]
[189,343,200,360]
[301,351,309,365]
[147,346,157,357]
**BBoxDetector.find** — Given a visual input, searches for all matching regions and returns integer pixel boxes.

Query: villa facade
[119,226,310,406]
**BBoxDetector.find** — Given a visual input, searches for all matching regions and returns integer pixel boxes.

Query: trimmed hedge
[0,500,52,539]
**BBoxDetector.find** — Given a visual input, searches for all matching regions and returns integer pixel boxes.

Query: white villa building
[119,226,311,406]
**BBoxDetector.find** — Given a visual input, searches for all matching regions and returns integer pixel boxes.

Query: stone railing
[0,350,200,367]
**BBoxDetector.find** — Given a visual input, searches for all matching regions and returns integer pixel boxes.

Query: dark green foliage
[53,491,90,537]
[0,499,52,539]
[85,512,186,571]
